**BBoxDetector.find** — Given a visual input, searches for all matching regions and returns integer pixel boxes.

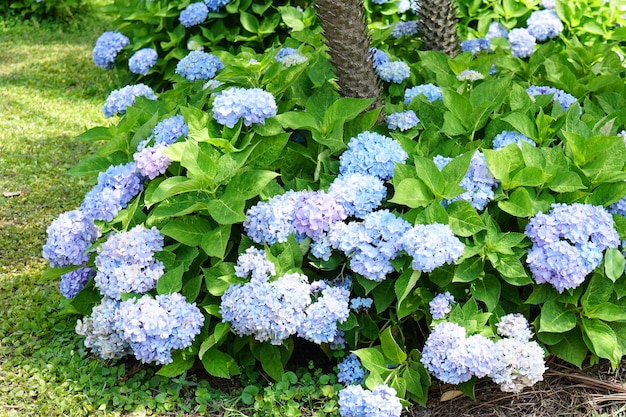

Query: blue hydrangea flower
[526,9,563,41]
[404,83,443,104]
[485,21,509,40]
[134,143,171,179]
[421,322,472,384]
[243,191,301,245]
[349,297,373,311]
[81,162,144,222]
[293,191,347,239]
[526,85,577,111]
[212,87,277,128]
[493,130,536,149]
[496,313,533,342]
[116,293,204,364]
[75,297,131,360]
[618,130,626,144]
[43,210,101,268]
[429,291,454,319]
[176,50,224,81]
[60,267,96,299]
[275,48,308,67]
[401,223,464,272]
[489,337,546,393]
[92,31,129,69]
[340,131,408,180]
[298,284,350,344]
[542,0,555,8]
[370,48,390,70]
[337,353,366,385]
[328,173,387,218]
[525,203,619,293]
[138,114,188,151]
[128,48,158,75]
[434,151,497,211]
[456,69,485,82]
[386,110,420,131]
[179,2,209,27]
[328,210,412,282]
[464,334,499,378]
[234,247,276,283]
[204,0,230,12]
[461,38,491,54]
[220,272,312,345]
[376,60,410,83]
[102,84,157,117]
[609,197,626,217]
[392,20,420,38]
[94,225,165,299]
[508,28,536,58]
[338,384,402,417]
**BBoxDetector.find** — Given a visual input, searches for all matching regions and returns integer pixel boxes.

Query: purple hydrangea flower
[497,313,533,342]
[429,291,454,319]
[386,110,420,131]
[337,353,366,385]
[493,130,536,149]
[220,272,312,345]
[328,173,387,218]
[75,297,131,360]
[102,84,157,117]
[401,223,465,272]
[234,247,276,283]
[338,384,402,417]
[527,9,563,41]
[392,20,420,38]
[421,322,472,384]
[80,162,144,222]
[179,2,209,27]
[176,50,224,81]
[489,338,546,393]
[298,284,350,344]
[340,131,408,180]
[293,191,347,239]
[134,143,171,179]
[43,210,101,268]
[508,28,536,58]
[404,83,443,104]
[94,225,165,299]
[92,31,129,69]
[275,48,308,67]
[212,87,277,128]
[526,85,577,111]
[243,191,301,245]
[128,48,158,75]
[525,203,619,292]
[376,61,411,83]
[116,293,204,364]
[60,267,96,299]
[461,38,491,54]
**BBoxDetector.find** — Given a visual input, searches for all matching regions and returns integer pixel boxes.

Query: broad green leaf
[207,195,246,224]
[354,347,393,377]
[539,300,577,333]
[446,200,486,237]
[471,274,501,311]
[201,225,231,259]
[440,152,473,186]
[380,327,407,364]
[239,11,259,33]
[156,264,184,294]
[201,349,235,379]
[275,111,319,131]
[509,166,550,188]
[157,351,195,377]
[394,269,420,305]
[144,176,208,207]
[389,178,434,208]
[483,146,524,189]
[580,317,621,366]
[414,156,446,196]
[453,257,484,283]
[199,322,231,358]
[502,112,538,140]
[604,248,626,282]
[550,328,587,368]
[491,254,533,285]
[223,170,279,200]
[581,272,614,308]
[258,344,284,381]
[322,97,373,130]
[584,303,626,322]
[160,216,212,246]
[546,171,586,193]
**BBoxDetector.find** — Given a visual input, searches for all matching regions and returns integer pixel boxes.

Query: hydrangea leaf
[580,317,621,367]
[157,350,196,377]
[201,348,235,379]
[446,200,486,237]
[389,178,434,208]
[201,224,231,259]
[207,195,247,224]
[161,216,213,247]
[539,300,577,333]
[549,328,587,369]
[470,274,500,312]
[604,248,625,282]
[379,327,407,364]
[156,263,184,295]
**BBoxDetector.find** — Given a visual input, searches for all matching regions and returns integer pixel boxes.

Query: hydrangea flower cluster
[80,162,144,221]
[526,9,563,41]
[370,48,390,70]
[429,291,454,319]
[176,50,224,81]
[401,223,465,272]
[492,130,536,149]
[234,247,276,282]
[76,297,131,360]
[43,209,101,268]
[298,283,350,344]
[486,21,509,40]
[328,210,412,282]
[508,28,536,58]
[350,297,373,311]
[293,191,347,239]
[337,353,366,385]
[60,267,96,299]
[386,110,419,131]
[134,143,171,179]
[338,384,402,417]
[128,48,158,75]
[376,60,410,83]
[456,69,484,82]
[496,313,533,341]
[275,48,308,67]
[404,83,443,103]
[204,0,231,12]
[212,87,277,128]
[339,131,408,180]
[525,203,619,292]
[179,2,208,27]
[391,20,420,38]
[461,38,491,54]
[243,191,301,245]
[526,85,577,111]
[116,293,204,364]
[328,173,387,218]
[434,151,497,211]
[139,114,188,150]
[608,197,626,217]
[92,31,129,69]
[94,225,165,299]
[102,84,157,117]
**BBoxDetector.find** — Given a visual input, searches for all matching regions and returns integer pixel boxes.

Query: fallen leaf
[440,389,464,402]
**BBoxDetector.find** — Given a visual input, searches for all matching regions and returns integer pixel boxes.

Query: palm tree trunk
[419,0,460,56]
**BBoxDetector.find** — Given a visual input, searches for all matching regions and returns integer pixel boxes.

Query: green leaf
[353,347,393,378]
[446,200,486,237]
[160,216,212,246]
[501,112,538,139]
[275,111,319,131]
[483,146,524,189]
[491,254,533,285]
[157,351,195,377]
[156,264,184,294]
[207,195,246,224]
[550,328,587,368]
[440,152,473,186]
[322,97,373,130]
[201,225,231,259]
[581,272,614,308]
[239,11,259,33]
[223,170,279,200]
[471,274,501,311]
[453,257,484,283]
[389,178,434,208]
[413,156,446,196]
[199,322,231,358]
[379,327,407,364]
[258,344,284,381]
[584,303,626,322]
[604,248,625,282]
[580,317,621,366]
[144,176,207,207]
[539,300,577,333]
[510,166,550,188]
[394,269,420,305]
[201,349,235,379]
[546,171,586,193]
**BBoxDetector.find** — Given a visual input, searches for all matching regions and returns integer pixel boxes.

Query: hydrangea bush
[43,0,626,414]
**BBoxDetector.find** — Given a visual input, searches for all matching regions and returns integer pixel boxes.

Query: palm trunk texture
[419,0,460,56]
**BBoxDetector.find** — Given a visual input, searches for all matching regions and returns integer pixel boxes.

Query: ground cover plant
[4,0,626,416]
